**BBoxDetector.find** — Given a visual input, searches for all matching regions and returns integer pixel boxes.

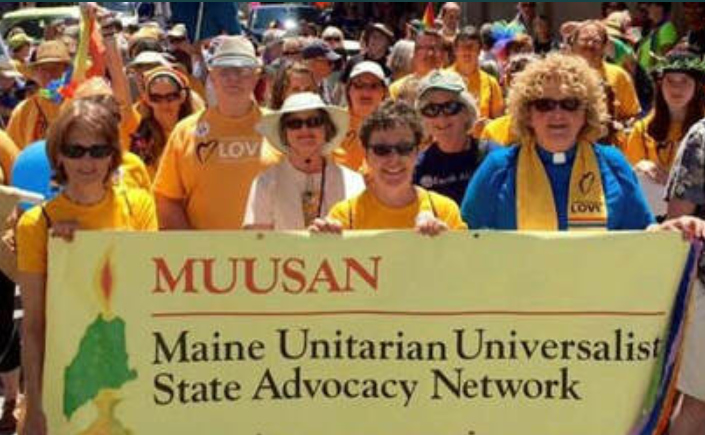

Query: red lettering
[152,258,199,294]
[244,258,281,294]
[202,258,239,294]
[282,258,307,294]
[343,257,381,292]
[307,260,342,293]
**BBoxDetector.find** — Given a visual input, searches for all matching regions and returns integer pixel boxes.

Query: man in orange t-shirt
[153,36,280,230]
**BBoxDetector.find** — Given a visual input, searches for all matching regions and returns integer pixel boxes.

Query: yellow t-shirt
[328,187,467,230]
[600,62,641,122]
[152,106,281,230]
[624,115,682,170]
[479,114,516,147]
[446,65,504,120]
[332,113,366,172]
[0,130,19,185]
[118,151,152,191]
[16,186,158,274]
[7,96,61,149]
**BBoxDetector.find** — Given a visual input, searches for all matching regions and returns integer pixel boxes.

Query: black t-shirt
[413,139,486,206]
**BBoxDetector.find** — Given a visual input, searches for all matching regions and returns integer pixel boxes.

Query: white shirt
[243,158,365,230]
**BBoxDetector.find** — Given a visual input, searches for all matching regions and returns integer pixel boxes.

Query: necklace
[301,159,327,227]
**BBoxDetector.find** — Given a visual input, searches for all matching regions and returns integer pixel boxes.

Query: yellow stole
[517,140,608,231]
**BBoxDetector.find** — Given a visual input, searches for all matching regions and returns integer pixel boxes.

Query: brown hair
[360,100,424,149]
[47,99,122,185]
[270,62,318,110]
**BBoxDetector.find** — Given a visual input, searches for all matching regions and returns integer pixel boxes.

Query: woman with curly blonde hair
[461,52,654,230]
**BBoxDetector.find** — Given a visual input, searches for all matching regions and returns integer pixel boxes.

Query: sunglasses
[351,80,385,91]
[283,51,301,56]
[324,37,342,43]
[420,101,465,118]
[368,143,417,157]
[531,98,582,113]
[60,144,115,159]
[284,116,325,130]
[149,91,182,103]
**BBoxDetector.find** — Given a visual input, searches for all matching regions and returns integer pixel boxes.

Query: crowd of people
[0,2,703,434]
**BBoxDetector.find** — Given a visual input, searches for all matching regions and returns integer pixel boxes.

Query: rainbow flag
[422,3,435,30]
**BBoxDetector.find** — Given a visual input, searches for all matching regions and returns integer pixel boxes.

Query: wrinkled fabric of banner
[44,231,695,435]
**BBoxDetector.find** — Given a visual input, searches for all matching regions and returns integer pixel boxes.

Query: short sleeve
[152,124,187,200]
[327,199,353,229]
[666,122,705,205]
[127,189,159,231]
[0,131,19,184]
[16,206,48,274]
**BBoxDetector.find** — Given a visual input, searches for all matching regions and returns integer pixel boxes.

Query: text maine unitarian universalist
[147,327,662,407]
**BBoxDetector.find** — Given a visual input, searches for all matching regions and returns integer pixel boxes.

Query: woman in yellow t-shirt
[16,99,158,435]
[625,51,705,186]
[311,100,466,234]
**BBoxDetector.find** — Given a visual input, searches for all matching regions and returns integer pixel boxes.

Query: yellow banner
[45,231,691,435]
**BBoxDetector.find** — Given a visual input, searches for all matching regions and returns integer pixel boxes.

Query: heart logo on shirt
[196,140,219,164]
[579,172,596,196]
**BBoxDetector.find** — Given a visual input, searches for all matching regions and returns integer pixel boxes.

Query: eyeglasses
[351,80,385,91]
[324,37,342,43]
[420,101,465,118]
[149,91,182,103]
[531,98,582,113]
[367,143,417,157]
[284,116,325,130]
[283,51,301,57]
[60,144,115,159]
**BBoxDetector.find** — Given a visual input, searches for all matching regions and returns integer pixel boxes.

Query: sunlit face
[285,71,317,99]
[210,66,259,103]
[421,90,471,146]
[32,61,68,88]
[283,109,327,159]
[306,57,333,83]
[442,5,461,31]
[59,124,115,189]
[528,79,586,152]
[455,39,480,71]
[572,24,606,66]
[365,124,418,191]
[661,72,697,112]
[367,30,391,60]
[348,73,386,118]
[146,77,186,118]
[414,34,444,75]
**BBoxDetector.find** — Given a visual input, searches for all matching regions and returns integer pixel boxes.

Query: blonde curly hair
[508,53,608,144]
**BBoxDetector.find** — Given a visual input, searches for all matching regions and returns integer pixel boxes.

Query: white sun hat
[257,92,349,156]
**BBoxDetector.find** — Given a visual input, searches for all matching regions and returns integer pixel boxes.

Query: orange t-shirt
[7,96,61,149]
[152,106,281,229]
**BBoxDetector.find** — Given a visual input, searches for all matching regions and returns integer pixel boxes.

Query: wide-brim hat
[29,41,71,68]
[256,92,349,156]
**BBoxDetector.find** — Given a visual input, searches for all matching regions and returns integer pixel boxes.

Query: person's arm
[103,29,132,109]
[155,194,192,230]
[19,271,48,435]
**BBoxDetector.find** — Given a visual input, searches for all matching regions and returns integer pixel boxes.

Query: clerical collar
[536,146,577,166]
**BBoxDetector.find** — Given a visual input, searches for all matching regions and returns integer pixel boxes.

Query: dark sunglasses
[368,143,417,157]
[149,91,183,103]
[531,98,582,113]
[284,116,325,130]
[60,144,115,159]
[420,101,465,118]
[351,81,385,91]
[324,36,342,42]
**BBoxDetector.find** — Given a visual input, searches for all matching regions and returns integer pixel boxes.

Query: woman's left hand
[50,220,80,243]
[649,216,705,242]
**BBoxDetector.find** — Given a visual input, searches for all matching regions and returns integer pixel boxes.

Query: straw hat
[256,92,349,155]
[29,41,71,68]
